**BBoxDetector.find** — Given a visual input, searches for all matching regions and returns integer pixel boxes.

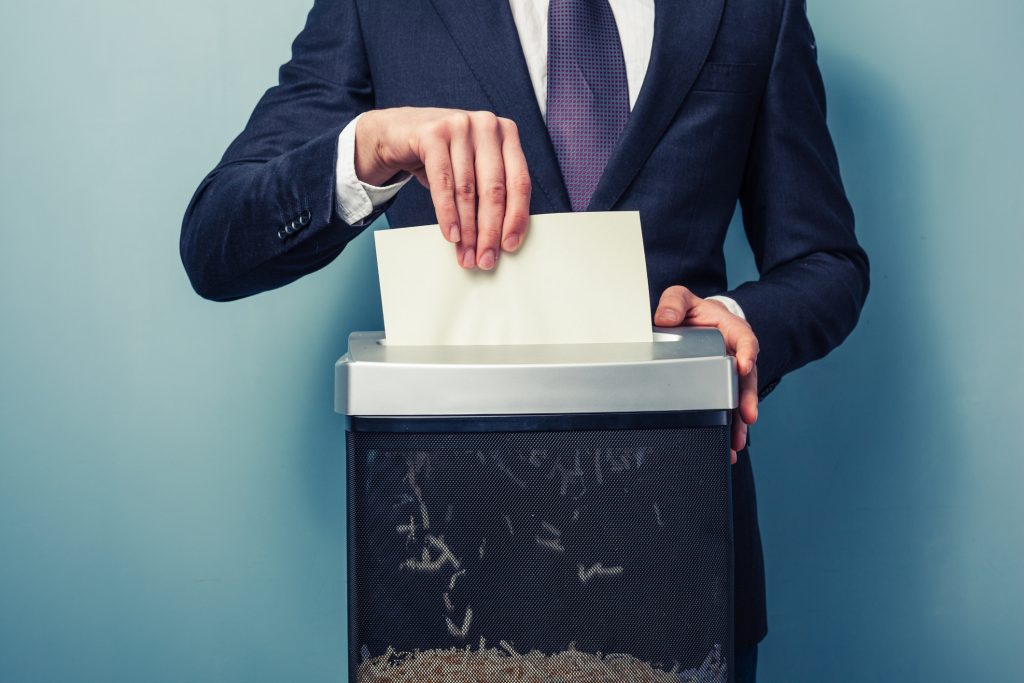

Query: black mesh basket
[337,328,738,682]
[346,417,733,682]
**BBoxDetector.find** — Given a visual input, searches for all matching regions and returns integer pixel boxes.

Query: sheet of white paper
[374,211,653,346]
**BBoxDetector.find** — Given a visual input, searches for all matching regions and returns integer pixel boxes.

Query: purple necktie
[546,0,630,212]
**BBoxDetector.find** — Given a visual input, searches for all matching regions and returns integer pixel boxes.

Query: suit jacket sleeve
[726,0,870,397]
[180,0,379,301]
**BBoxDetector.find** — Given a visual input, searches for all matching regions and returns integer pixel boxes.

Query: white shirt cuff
[707,295,747,321]
[335,113,411,225]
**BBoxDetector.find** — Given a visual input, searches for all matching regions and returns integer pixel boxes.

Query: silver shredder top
[335,327,738,417]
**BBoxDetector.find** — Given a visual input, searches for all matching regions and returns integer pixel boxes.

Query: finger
[419,135,464,264]
[731,449,738,465]
[470,112,506,270]
[678,298,760,423]
[654,286,696,326]
[731,330,760,377]
[732,412,748,452]
[687,303,758,372]
[686,302,760,423]
[411,168,429,188]
[739,362,759,427]
[448,114,475,247]
[498,118,531,252]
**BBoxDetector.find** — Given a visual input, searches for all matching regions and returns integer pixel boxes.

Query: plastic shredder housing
[337,327,739,683]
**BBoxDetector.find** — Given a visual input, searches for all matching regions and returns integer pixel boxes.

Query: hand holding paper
[374,211,653,346]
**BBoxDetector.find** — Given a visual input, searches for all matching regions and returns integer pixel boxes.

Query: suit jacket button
[298,210,311,226]
[290,220,301,231]
[277,230,287,240]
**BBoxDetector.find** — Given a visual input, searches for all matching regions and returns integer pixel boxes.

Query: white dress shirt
[333,0,745,320]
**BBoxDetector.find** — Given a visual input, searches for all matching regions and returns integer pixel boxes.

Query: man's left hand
[653,286,759,465]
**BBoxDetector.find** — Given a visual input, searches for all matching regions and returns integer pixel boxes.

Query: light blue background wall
[0,1,1021,681]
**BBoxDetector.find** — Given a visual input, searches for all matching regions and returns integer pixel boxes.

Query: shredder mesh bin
[347,425,733,683]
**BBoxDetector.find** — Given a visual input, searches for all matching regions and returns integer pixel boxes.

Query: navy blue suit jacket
[182,0,869,650]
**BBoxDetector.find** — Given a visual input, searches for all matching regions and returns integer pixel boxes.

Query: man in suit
[181,1,869,679]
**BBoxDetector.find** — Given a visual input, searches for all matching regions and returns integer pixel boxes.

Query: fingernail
[478,249,496,270]
[660,309,679,323]
[461,249,475,269]
[449,224,461,242]
[503,234,520,251]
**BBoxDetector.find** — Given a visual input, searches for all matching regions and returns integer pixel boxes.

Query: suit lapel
[426,0,571,213]
[587,0,726,211]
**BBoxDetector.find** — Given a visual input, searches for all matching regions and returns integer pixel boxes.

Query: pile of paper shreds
[357,640,726,683]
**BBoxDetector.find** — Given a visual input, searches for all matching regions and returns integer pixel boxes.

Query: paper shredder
[336,327,739,682]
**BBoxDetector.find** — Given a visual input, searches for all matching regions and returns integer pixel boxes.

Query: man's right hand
[354,107,532,270]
